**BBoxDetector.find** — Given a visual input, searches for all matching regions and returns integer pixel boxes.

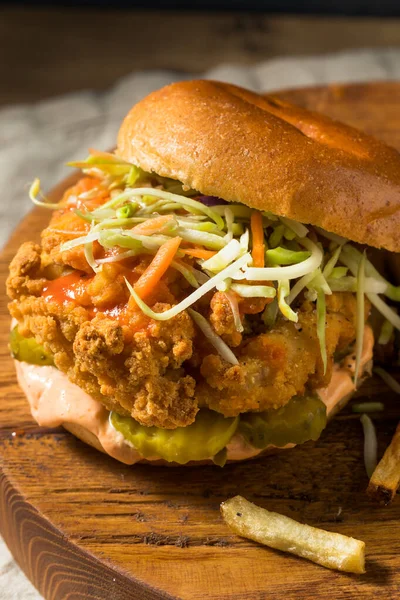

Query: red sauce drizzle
[42,271,92,304]
[41,272,142,332]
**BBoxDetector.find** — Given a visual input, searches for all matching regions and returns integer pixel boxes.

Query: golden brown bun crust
[118,80,400,252]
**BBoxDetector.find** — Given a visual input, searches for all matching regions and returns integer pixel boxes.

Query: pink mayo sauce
[15,361,141,465]
[15,325,374,464]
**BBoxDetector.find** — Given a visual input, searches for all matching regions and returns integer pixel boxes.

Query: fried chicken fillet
[7,176,370,430]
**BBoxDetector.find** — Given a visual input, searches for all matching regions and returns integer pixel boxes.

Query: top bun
[117,80,400,252]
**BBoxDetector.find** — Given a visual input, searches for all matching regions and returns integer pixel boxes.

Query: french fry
[367,422,400,505]
[220,496,365,574]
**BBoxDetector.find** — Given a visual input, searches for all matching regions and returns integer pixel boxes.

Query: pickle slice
[238,394,327,449]
[10,326,54,366]
[111,409,238,464]
[212,447,228,467]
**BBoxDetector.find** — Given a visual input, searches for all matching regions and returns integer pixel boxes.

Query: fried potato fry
[220,496,365,574]
[367,422,400,505]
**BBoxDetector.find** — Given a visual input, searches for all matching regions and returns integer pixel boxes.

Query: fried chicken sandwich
[7,81,400,465]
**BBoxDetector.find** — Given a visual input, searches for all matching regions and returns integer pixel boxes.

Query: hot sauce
[41,271,149,334]
[42,271,92,305]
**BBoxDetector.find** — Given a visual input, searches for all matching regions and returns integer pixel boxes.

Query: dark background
[2,1,400,14]
[1,3,400,107]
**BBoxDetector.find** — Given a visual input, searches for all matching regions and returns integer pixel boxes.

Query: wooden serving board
[1,82,400,600]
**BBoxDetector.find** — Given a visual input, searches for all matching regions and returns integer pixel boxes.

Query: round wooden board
[1,82,400,600]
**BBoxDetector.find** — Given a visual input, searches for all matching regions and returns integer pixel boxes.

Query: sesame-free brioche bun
[117,80,400,252]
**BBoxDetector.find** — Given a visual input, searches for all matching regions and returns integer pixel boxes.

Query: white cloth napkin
[1,47,400,599]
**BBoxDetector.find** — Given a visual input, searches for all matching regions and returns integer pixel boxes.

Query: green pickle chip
[10,326,54,366]
[111,409,239,465]
[238,394,327,449]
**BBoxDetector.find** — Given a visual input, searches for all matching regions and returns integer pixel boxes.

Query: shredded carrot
[134,236,182,299]
[180,248,217,260]
[131,214,175,236]
[251,211,265,268]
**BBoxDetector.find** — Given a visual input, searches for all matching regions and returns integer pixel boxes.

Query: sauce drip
[42,271,92,304]
[41,272,140,330]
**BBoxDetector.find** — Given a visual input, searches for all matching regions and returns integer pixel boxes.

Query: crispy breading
[209,290,271,348]
[196,320,318,414]
[296,299,356,389]
[72,310,196,428]
[196,294,369,415]
[210,292,242,347]
[8,242,197,428]
[7,242,46,299]
[299,294,370,388]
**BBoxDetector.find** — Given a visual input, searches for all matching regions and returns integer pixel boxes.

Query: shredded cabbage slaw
[31,150,400,375]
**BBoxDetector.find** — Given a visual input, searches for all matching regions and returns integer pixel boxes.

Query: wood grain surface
[1,83,400,600]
